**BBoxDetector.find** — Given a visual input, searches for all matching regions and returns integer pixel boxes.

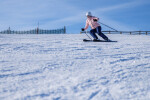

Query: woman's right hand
[81,28,85,31]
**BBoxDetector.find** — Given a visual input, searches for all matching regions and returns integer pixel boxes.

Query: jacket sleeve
[84,19,89,30]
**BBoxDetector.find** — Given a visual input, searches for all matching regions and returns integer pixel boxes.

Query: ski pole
[84,31,92,40]
[98,22,118,32]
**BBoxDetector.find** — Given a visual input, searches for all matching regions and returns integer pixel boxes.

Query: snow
[0,34,150,100]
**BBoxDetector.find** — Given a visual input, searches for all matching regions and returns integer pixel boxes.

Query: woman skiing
[82,12,111,41]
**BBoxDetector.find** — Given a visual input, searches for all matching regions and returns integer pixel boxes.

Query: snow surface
[0,34,150,100]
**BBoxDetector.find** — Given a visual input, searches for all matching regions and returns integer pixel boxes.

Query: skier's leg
[96,26,109,40]
[90,29,98,40]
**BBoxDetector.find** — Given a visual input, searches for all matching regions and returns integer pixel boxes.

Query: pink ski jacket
[84,16,100,30]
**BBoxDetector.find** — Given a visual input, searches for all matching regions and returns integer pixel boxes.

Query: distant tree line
[0,26,66,34]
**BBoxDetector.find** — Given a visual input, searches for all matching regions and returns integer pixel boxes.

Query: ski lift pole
[98,22,118,32]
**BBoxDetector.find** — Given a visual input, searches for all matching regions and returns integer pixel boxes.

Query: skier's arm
[84,20,89,30]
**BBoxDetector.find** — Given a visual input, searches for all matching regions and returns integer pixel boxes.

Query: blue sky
[0,0,150,33]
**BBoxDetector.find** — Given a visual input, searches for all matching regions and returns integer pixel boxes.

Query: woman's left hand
[93,19,98,22]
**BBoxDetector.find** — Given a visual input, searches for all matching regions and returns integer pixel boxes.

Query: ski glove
[93,19,97,22]
[81,28,85,31]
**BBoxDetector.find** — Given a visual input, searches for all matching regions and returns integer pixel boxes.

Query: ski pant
[90,26,109,40]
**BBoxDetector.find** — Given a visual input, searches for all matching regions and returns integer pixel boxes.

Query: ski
[83,39,117,42]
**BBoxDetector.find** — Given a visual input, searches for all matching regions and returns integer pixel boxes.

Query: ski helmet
[86,12,92,17]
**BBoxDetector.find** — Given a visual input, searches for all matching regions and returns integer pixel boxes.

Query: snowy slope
[0,34,150,100]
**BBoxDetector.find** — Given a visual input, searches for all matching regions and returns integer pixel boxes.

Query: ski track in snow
[0,34,150,100]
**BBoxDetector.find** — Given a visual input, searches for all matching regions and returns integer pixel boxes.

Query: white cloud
[93,0,145,13]
[43,0,147,31]
[0,0,81,30]
[0,0,149,31]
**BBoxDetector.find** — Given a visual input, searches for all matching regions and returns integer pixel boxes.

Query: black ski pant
[90,26,109,40]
